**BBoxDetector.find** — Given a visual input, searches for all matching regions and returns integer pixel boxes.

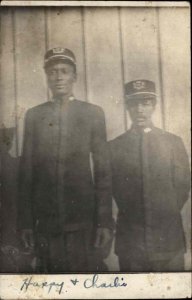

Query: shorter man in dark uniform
[110,80,190,271]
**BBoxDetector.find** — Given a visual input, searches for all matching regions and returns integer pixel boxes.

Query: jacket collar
[52,94,75,104]
[130,122,154,135]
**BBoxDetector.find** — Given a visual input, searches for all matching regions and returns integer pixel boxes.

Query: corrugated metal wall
[0,6,190,270]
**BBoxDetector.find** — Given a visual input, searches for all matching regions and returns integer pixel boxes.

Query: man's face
[46,62,76,97]
[127,97,156,127]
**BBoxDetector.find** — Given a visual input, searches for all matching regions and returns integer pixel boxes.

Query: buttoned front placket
[140,128,154,255]
[54,97,74,230]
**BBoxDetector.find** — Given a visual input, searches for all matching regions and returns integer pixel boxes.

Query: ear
[152,101,156,111]
[125,99,133,111]
[125,102,130,111]
[46,75,50,87]
[73,72,77,82]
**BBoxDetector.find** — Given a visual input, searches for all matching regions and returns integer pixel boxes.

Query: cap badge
[133,80,145,90]
[52,47,65,54]
[144,128,152,133]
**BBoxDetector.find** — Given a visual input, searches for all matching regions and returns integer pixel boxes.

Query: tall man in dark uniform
[18,48,113,272]
[110,80,190,271]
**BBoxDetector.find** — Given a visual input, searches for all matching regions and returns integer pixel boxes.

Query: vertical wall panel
[121,8,163,129]
[0,8,18,156]
[84,7,125,141]
[47,7,86,101]
[14,8,47,155]
[159,7,191,270]
[159,8,190,152]
[0,9,16,128]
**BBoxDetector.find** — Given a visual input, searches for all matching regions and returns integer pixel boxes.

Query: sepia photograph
[0,1,191,298]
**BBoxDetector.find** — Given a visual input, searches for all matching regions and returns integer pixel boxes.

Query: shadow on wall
[0,126,35,273]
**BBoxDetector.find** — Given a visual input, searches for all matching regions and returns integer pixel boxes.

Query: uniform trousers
[118,251,184,272]
[35,228,108,273]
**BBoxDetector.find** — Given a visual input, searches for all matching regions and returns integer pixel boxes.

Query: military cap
[125,80,157,99]
[44,47,76,68]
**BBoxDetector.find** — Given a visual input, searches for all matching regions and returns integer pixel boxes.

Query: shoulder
[109,131,129,150]
[152,127,186,153]
[72,99,105,117]
[153,127,183,143]
[108,132,129,165]
[25,101,52,119]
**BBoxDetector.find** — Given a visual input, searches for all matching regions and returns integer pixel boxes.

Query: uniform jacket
[18,99,112,235]
[110,126,190,260]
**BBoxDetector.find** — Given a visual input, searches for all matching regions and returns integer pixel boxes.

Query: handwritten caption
[20,274,127,294]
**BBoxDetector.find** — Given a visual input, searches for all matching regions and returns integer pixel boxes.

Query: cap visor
[44,56,76,68]
[126,91,157,98]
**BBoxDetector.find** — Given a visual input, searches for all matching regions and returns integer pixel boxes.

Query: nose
[137,104,144,113]
[56,70,63,80]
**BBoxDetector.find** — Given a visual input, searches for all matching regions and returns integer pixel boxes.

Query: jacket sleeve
[172,136,190,210]
[90,107,113,229]
[109,142,119,209]
[17,109,34,230]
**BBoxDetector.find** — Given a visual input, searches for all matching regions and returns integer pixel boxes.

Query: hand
[21,229,34,250]
[1,245,19,257]
[94,227,112,248]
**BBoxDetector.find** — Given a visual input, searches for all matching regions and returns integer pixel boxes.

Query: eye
[143,101,151,106]
[48,70,56,76]
[61,69,67,74]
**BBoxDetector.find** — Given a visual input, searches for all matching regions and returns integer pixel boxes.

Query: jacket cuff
[97,216,115,231]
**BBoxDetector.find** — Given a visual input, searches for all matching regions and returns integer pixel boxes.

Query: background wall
[0,6,190,270]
